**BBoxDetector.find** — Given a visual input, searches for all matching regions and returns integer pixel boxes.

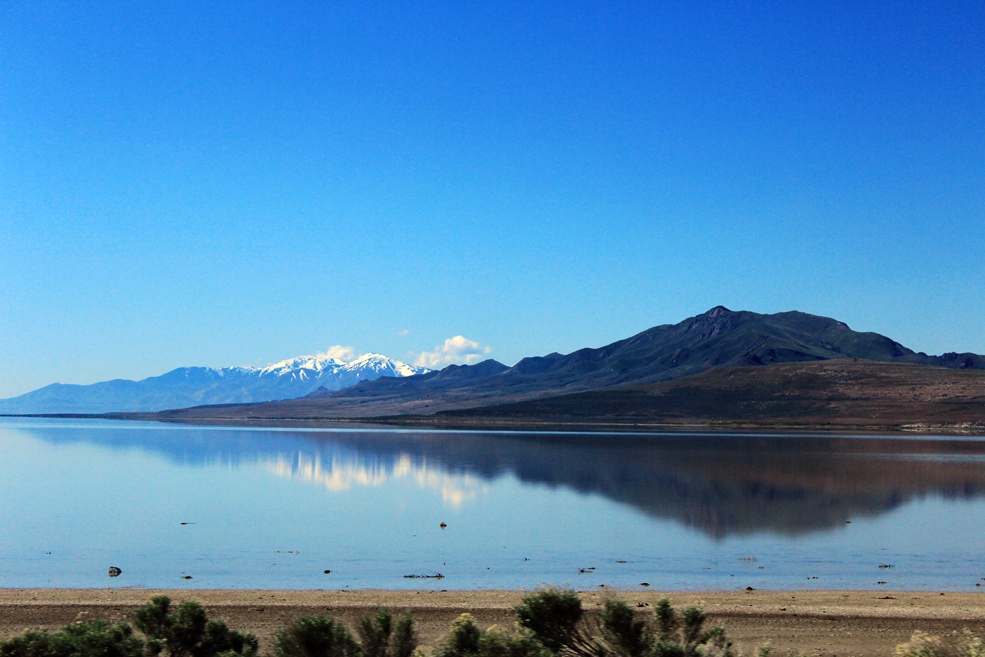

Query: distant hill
[0,353,427,414]
[429,359,985,432]
[148,306,985,424]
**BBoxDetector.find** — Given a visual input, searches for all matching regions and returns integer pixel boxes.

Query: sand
[1,589,984,657]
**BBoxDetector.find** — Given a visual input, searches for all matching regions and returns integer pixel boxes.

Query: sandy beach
[1,589,983,657]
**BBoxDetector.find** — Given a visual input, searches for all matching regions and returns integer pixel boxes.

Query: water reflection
[261,452,488,507]
[16,420,985,540]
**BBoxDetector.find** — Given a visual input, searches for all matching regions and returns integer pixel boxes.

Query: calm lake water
[1,417,984,591]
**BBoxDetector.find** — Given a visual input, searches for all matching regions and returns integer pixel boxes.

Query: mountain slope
[0,353,427,414]
[430,359,985,431]
[150,306,985,422]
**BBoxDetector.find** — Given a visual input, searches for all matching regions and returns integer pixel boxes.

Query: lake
[1,417,984,591]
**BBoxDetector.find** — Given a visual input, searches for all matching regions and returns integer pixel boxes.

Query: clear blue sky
[1,1,983,398]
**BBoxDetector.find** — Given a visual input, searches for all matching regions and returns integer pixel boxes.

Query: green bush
[514,590,731,657]
[437,614,549,657]
[0,621,144,657]
[273,616,361,657]
[357,610,417,657]
[895,631,985,657]
[514,589,586,656]
[599,600,651,657]
[133,596,257,657]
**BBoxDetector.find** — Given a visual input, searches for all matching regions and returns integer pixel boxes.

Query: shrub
[438,614,485,657]
[600,600,652,657]
[515,590,731,657]
[514,589,586,656]
[273,616,361,657]
[438,615,550,657]
[895,631,985,657]
[133,596,258,657]
[0,620,144,657]
[650,599,731,657]
[358,609,417,657]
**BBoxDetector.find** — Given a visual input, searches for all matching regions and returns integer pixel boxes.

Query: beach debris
[440,522,447,529]
[878,563,895,569]
[108,566,122,577]
[403,573,444,579]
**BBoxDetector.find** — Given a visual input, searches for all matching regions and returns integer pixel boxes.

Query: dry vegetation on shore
[1,589,984,657]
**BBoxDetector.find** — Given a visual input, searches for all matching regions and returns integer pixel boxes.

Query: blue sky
[1,1,983,398]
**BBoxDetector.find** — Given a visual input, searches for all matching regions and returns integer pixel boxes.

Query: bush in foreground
[437,614,549,657]
[514,589,733,657]
[133,596,258,657]
[895,631,985,657]
[274,610,416,657]
[0,620,144,657]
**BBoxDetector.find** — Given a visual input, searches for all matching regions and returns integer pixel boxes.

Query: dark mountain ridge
[153,306,985,422]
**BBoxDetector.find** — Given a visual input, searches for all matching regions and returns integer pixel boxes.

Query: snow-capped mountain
[0,353,428,415]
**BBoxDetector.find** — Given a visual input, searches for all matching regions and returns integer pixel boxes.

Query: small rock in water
[108,566,122,577]
[439,522,447,529]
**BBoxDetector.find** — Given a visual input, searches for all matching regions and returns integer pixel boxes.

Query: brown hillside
[422,360,985,432]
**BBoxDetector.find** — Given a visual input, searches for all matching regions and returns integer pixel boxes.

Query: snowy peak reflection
[260,450,486,507]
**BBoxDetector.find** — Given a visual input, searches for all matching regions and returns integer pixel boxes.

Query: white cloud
[316,345,357,362]
[414,336,492,369]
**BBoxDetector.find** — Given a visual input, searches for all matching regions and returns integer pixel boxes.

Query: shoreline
[5,413,985,436]
[2,589,983,657]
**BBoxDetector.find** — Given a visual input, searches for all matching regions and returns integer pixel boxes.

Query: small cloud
[414,336,492,369]
[397,329,410,336]
[316,345,357,362]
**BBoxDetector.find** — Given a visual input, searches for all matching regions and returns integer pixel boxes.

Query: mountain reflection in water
[25,421,985,540]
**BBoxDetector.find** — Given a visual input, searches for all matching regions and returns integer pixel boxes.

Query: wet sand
[1,589,983,657]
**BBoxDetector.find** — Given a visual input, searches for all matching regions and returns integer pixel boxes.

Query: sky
[1,1,983,398]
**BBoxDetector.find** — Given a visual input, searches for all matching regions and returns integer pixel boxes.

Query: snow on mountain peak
[257,351,427,378]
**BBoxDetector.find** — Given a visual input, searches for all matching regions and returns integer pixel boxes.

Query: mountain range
[144,306,985,430]
[0,353,427,414]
